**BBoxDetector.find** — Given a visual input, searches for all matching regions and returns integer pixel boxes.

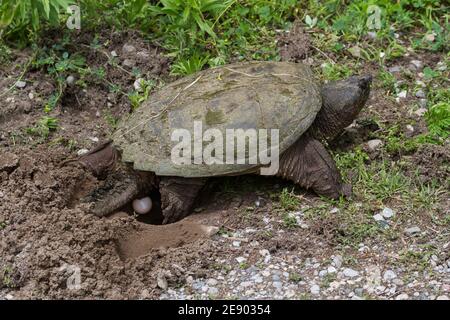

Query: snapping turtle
[77,61,371,224]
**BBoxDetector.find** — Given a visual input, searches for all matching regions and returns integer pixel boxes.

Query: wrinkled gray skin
[77,73,371,224]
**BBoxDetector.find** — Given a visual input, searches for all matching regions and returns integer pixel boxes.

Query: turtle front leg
[159,177,207,224]
[277,134,351,199]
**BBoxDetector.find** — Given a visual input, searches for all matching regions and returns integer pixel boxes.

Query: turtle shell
[113,61,322,177]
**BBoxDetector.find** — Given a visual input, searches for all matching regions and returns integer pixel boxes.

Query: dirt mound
[277,23,312,62]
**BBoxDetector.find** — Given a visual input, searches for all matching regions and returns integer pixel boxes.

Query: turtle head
[310,74,372,141]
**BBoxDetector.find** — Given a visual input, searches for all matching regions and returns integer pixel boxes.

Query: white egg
[132,197,153,215]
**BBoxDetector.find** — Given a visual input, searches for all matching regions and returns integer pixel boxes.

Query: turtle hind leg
[159,177,207,224]
[83,170,156,217]
[277,134,351,199]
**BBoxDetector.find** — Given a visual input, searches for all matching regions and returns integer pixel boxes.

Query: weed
[278,188,300,211]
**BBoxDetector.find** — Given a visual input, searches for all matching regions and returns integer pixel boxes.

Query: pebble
[410,60,423,70]
[123,59,136,68]
[310,284,320,295]
[328,266,337,273]
[332,255,343,269]
[415,89,426,98]
[28,92,34,100]
[77,149,89,156]
[373,214,385,222]
[157,274,168,290]
[110,50,118,57]
[395,293,409,300]
[343,268,360,278]
[381,207,395,219]
[367,139,383,151]
[259,249,270,256]
[397,90,407,98]
[404,226,421,236]
[236,257,246,264]
[208,287,219,295]
[122,44,136,53]
[232,241,241,248]
[207,279,218,286]
[66,75,75,85]
[437,295,449,300]
[414,108,427,117]
[383,270,397,282]
[133,78,143,91]
[15,80,26,88]
[388,66,401,73]
[319,270,328,277]
[406,125,414,133]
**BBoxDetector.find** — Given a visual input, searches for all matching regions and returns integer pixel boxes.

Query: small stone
[410,60,423,70]
[186,276,194,285]
[404,226,421,236]
[89,137,99,143]
[319,270,328,277]
[206,279,218,286]
[383,270,397,282]
[157,274,168,290]
[122,44,136,53]
[232,241,241,247]
[437,295,449,300]
[354,288,364,296]
[136,51,150,60]
[310,284,320,295]
[406,125,414,133]
[367,31,377,39]
[259,249,270,256]
[367,139,383,151]
[273,281,282,289]
[28,92,34,100]
[414,108,427,117]
[348,46,361,58]
[123,59,136,68]
[327,266,337,273]
[343,268,360,278]
[77,149,89,156]
[5,294,14,300]
[415,89,426,98]
[373,214,385,222]
[66,75,75,85]
[330,207,339,214]
[388,66,401,73]
[133,78,143,91]
[424,33,435,42]
[395,293,409,300]
[110,50,118,57]
[15,80,27,88]
[397,90,407,98]
[381,207,395,219]
[332,255,343,269]
[236,257,247,264]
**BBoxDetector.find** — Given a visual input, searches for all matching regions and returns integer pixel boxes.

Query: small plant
[289,272,302,283]
[26,116,58,139]
[282,212,298,229]
[425,102,450,138]
[171,54,210,75]
[279,188,300,211]
[0,0,74,43]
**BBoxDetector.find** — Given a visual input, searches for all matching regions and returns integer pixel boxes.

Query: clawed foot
[159,177,207,224]
[82,171,140,217]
